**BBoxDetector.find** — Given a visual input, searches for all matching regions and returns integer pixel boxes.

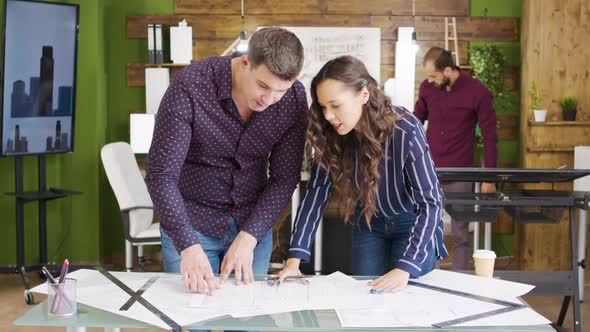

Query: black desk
[437,167,590,332]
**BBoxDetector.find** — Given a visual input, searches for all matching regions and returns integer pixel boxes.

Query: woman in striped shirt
[271,56,448,293]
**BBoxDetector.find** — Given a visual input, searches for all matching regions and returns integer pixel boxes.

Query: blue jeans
[352,212,436,277]
[161,217,272,332]
[161,217,273,276]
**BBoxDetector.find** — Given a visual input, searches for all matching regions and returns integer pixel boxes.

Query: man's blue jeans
[160,217,273,277]
[352,212,436,277]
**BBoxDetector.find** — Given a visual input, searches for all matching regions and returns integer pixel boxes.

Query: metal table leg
[291,182,301,231]
[578,208,587,302]
[314,218,323,275]
[570,207,582,331]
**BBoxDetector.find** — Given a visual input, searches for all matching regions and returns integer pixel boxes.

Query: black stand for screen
[0,155,81,304]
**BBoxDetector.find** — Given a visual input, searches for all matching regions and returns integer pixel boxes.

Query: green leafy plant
[560,96,577,110]
[469,44,505,96]
[493,90,520,116]
[527,81,544,110]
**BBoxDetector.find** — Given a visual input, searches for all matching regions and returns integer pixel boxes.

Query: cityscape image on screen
[1,0,79,156]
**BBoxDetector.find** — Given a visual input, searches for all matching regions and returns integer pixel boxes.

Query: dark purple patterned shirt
[145,55,307,253]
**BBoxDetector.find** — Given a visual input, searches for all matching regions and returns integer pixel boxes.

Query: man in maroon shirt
[145,28,307,295]
[414,47,497,270]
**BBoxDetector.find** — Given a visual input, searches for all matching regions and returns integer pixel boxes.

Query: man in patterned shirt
[145,27,307,295]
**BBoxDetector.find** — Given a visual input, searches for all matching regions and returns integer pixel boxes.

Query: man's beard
[435,76,451,89]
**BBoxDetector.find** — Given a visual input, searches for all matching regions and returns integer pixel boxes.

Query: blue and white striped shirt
[288,107,449,276]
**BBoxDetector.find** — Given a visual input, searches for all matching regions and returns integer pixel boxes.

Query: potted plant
[528,81,546,122]
[560,96,577,121]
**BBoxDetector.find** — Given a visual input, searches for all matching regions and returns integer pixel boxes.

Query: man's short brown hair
[247,27,304,81]
[423,46,459,72]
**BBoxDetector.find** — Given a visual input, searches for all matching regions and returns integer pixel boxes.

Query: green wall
[471,0,521,17]
[100,0,174,260]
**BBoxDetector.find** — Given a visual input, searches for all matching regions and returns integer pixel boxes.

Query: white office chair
[100,142,161,272]
[574,146,590,301]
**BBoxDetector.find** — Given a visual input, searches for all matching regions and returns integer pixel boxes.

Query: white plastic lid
[472,249,496,259]
[179,19,188,27]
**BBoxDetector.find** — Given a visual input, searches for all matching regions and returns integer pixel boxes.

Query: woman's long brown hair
[307,55,402,226]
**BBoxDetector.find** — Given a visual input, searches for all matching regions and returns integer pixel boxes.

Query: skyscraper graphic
[10,80,35,117]
[38,46,54,116]
[46,136,53,151]
[21,137,28,152]
[61,133,68,150]
[11,80,26,117]
[30,76,40,111]
[15,124,20,152]
[6,139,14,153]
[10,80,33,118]
[56,86,73,116]
[55,120,61,150]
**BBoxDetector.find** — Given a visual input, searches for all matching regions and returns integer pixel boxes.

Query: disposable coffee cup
[473,249,496,278]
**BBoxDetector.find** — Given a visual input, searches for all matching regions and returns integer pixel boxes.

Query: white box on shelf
[145,67,169,114]
[170,19,193,64]
[130,113,155,154]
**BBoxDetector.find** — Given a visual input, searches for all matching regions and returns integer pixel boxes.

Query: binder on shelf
[147,23,156,64]
[155,24,164,64]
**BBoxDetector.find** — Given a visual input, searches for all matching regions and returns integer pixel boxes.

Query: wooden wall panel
[413,0,470,17]
[497,115,518,140]
[519,0,590,270]
[127,13,517,88]
[175,0,469,16]
[194,39,236,60]
[381,41,468,66]
[174,0,242,15]
[520,0,590,126]
[374,16,518,41]
[126,64,185,87]
[127,63,144,87]
[325,0,412,15]
[528,124,590,151]
[127,40,478,88]
[127,15,518,42]
[493,211,514,235]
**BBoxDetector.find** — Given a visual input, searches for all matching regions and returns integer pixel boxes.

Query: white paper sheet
[30,269,549,329]
[31,269,226,329]
[336,273,548,328]
[413,269,535,301]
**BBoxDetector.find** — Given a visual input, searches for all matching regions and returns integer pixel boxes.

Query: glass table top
[14,301,556,331]
[14,274,556,331]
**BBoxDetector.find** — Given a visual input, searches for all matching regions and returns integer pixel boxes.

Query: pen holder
[47,278,77,317]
